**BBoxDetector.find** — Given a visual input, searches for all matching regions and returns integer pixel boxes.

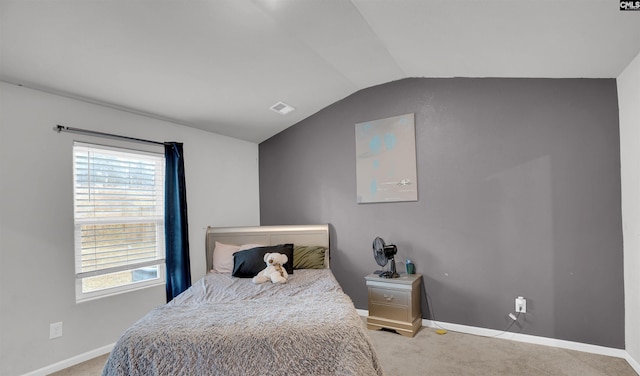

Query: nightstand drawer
[369,302,409,322]
[369,287,409,306]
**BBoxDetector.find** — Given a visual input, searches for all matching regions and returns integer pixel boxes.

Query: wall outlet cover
[515,297,527,313]
[49,322,63,339]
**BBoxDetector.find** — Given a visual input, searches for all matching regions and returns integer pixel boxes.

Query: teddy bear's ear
[279,254,288,264]
[263,252,271,262]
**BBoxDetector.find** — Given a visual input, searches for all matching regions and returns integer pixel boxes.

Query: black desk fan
[372,237,399,278]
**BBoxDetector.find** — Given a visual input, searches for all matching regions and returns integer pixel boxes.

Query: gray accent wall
[259,78,624,348]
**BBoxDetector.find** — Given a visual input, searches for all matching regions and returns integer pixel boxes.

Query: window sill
[76,279,165,304]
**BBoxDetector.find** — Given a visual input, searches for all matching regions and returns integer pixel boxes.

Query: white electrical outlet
[515,296,526,313]
[49,322,63,339]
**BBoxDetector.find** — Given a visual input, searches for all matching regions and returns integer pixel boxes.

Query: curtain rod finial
[54,125,64,133]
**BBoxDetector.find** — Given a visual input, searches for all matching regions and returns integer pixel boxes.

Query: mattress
[102,269,384,376]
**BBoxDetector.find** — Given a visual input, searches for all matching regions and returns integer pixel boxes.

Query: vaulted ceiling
[2,0,639,143]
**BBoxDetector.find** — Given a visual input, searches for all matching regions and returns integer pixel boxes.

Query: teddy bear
[252,252,289,284]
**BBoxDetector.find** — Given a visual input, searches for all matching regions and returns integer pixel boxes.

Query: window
[73,142,165,302]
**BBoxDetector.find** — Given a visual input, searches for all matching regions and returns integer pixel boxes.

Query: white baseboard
[421,318,628,358]
[625,351,640,375]
[21,343,114,376]
[357,309,639,373]
[23,313,640,376]
[356,308,369,317]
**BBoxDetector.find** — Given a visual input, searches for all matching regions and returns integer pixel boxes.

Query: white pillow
[212,241,263,273]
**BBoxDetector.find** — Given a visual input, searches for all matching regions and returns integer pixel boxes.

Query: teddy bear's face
[263,252,288,266]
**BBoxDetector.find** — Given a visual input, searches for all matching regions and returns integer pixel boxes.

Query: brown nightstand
[364,273,422,337]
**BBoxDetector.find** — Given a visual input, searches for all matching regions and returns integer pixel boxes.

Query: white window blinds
[73,143,165,281]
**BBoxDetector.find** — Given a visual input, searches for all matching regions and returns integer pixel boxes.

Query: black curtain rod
[54,125,164,146]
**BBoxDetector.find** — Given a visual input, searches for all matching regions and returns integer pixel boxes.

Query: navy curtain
[164,142,191,302]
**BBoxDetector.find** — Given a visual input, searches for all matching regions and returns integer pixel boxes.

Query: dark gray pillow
[232,244,294,278]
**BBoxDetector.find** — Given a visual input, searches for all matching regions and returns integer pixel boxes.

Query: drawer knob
[383,294,394,301]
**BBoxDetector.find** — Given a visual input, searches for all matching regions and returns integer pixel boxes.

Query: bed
[102,224,384,376]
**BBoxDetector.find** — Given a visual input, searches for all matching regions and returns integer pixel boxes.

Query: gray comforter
[102,269,384,376]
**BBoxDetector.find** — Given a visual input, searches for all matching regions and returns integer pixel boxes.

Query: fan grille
[372,237,388,267]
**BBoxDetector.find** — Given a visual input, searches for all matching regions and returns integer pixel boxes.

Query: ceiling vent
[270,101,295,115]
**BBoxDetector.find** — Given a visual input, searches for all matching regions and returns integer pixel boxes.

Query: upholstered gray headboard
[205,224,330,271]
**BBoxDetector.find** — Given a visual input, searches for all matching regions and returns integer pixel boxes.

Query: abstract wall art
[355,113,418,203]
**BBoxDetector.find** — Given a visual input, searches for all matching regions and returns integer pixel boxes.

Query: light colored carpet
[367,326,637,376]
[50,325,637,376]
[49,353,110,376]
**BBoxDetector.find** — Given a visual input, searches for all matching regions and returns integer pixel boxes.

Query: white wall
[618,51,640,369]
[0,82,260,376]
